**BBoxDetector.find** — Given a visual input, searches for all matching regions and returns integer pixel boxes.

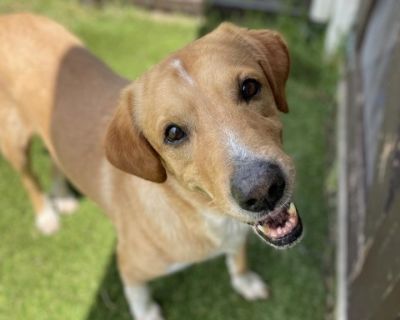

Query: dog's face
[105,23,303,248]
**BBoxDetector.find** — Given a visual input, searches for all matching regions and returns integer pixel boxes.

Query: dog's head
[104,23,302,248]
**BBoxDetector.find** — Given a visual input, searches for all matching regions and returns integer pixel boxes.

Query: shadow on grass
[83,248,238,320]
[84,247,249,320]
[84,236,326,320]
[85,252,132,320]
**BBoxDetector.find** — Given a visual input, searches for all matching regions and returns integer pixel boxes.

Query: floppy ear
[104,84,167,183]
[247,29,290,113]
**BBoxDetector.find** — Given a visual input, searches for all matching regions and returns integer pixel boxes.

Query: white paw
[139,303,164,320]
[35,200,60,235]
[231,271,269,301]
[53,196,78,215]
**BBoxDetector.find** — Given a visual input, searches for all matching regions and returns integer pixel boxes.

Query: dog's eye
[240,79,260,102]
[164,124,187,144]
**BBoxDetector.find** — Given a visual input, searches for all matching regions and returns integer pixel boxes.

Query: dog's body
[0,14,302,319]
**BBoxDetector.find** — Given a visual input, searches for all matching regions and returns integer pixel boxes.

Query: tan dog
[0,13,303,320]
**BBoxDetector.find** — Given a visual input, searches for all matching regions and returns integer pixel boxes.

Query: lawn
[0,1,336,319]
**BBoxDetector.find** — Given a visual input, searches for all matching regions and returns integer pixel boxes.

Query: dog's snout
[230,161,286,212]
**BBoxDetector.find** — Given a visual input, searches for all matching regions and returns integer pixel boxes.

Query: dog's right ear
[104,84,167,183]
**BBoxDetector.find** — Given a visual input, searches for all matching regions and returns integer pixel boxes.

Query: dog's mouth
[252,202,303,249]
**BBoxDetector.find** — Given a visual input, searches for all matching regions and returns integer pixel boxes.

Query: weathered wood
[341,0,400,318]
[370,276,400,320]
[349,47,400,315]
[344,40,367,281]
[354,0,377,50]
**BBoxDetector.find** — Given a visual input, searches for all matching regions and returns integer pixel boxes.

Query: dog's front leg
[123,283,164,320]
[50,162,79,215]
[118,246,165,320]
[226,242,269,300]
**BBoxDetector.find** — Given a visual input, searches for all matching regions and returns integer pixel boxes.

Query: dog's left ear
[247,29,290,113]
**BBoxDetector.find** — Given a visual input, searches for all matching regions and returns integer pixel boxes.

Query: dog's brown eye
[241,79,260,102]
[164,124,187,144]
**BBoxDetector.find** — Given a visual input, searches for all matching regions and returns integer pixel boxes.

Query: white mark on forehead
[171,58,195,86]
[225,130,253,161]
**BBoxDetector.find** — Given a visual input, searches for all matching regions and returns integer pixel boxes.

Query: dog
[0,13,303,320]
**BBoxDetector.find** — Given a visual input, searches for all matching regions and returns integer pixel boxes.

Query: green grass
[0,1,336,319]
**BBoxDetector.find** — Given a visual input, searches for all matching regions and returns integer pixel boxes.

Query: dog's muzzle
[230,160,303,248]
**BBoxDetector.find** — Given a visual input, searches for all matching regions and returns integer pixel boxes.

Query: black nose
[230,161,286,212]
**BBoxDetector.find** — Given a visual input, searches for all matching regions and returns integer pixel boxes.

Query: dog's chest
[166,212,250,274]
[165,212,249,275]
[201,211,250,255]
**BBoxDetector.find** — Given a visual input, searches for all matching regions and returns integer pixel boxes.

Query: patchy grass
[0,1,336,320]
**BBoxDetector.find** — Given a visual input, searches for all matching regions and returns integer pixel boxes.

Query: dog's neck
[162,175,249,247]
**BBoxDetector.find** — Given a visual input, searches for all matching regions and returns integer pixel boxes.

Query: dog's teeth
[269,229,278,238]
[289,213,298,224]
[257,224,279,238]
[257,224,269,234]
[288,202,297,216]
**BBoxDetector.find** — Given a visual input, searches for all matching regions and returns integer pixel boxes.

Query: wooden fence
[337,0,400,319]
